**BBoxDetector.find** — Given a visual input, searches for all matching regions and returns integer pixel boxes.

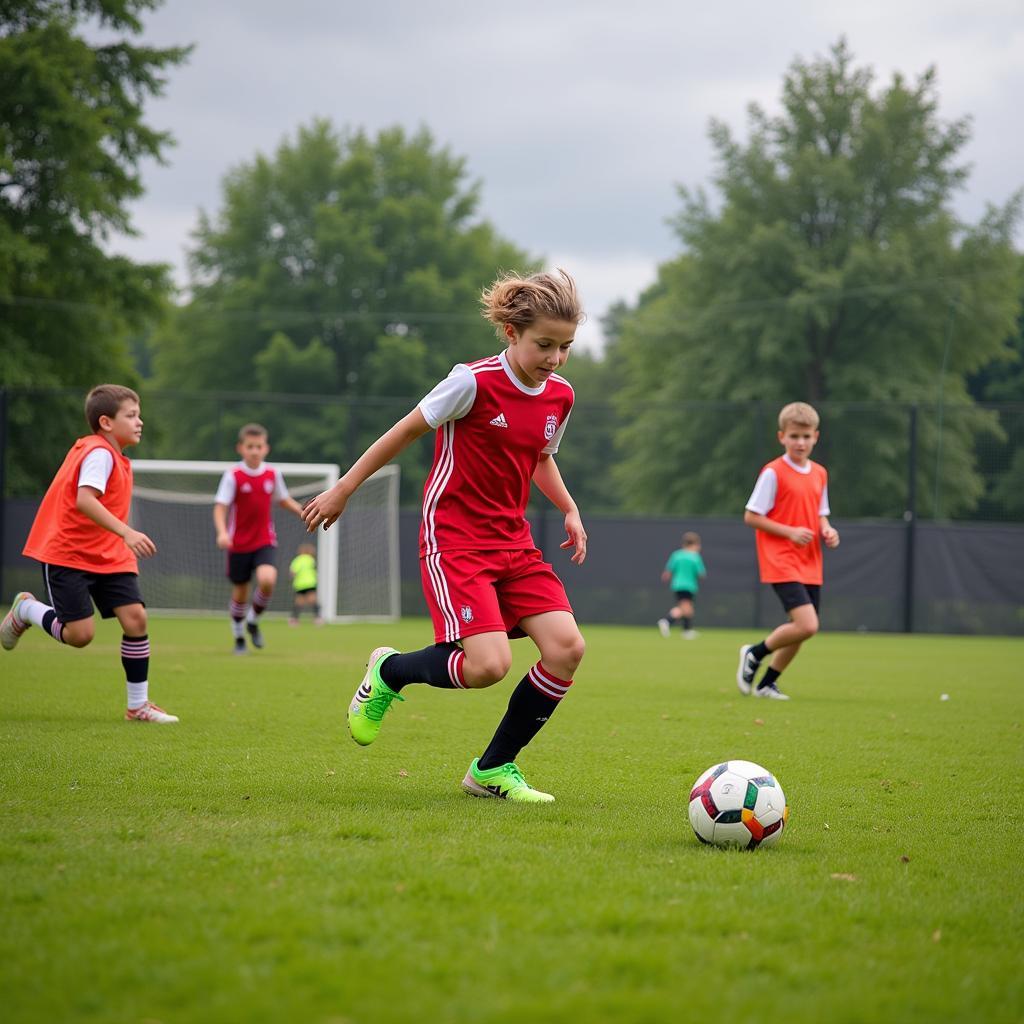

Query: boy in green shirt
[288,543,322,626]
[658,532,707,639]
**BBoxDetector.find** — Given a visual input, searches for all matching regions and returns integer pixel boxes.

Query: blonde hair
[480,268,585,337]
[238,423,268,442]
[297,543,316,557]
[85,384,139,432]
[683,532,700,547]
[778,402,820,431]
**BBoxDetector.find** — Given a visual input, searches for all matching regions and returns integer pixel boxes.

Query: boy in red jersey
[737,402,840,700]
[214,424,304,654]
[302,269,588,803]
[1,385,178,722]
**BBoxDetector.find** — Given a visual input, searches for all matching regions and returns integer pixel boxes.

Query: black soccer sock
[681,616,692,631]
[751,640,771,661]
[121,634,150,683]
[379,642,465,691]
[292,599,302,619]
[41,609,66,644]
[477,663,574,771]
[758,666,781,689]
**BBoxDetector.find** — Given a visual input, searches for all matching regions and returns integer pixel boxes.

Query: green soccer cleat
[461,759,555,803]
[348,646,402,746]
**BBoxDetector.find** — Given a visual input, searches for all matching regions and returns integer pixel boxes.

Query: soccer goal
[128,460,400,622]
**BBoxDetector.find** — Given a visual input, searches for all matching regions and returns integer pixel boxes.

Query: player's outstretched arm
[76,486,156,558]
[533,455,587,565]
[280,496,305,518]
[303,408,432,532]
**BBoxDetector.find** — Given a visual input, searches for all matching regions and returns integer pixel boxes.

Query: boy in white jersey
[303,269,588,803]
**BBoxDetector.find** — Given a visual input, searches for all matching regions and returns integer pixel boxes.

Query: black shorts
[41,564,144,623]
[772,582,821,614]
[674,590,695,602]
[227,545,277,584]
[294,586,317,596]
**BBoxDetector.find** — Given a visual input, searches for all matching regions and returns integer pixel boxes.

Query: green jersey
[290,553,317,592]
[665,549,706,594]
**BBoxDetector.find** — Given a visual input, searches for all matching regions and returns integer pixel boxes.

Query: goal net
[128,460,400,622]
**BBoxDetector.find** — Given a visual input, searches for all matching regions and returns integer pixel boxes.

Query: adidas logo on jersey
[489,413,509,428]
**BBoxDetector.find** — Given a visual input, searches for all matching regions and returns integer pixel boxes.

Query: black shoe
[234,637,247,655]
[246,621,264,650]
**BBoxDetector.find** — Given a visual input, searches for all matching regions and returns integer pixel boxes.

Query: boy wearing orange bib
[736,402,840,700]
[1,385,178,723]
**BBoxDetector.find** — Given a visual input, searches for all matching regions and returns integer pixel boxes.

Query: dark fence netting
[3,387,1023,636]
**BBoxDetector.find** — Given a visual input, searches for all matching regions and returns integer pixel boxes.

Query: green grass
[1,617,1022,1024]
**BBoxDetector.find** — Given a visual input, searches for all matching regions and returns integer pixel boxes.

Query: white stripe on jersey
[425,551,460,641]
[422,358,507,556]
[422,420,456,555]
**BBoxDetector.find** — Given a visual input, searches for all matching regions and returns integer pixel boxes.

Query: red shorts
[420,548,574,643]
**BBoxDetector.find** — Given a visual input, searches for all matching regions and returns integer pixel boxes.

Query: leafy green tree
[151,120,534,498]
[0,0,189,493]
[612,39,1022,518]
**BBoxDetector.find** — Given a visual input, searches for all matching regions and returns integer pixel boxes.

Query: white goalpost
[127,460,400,623]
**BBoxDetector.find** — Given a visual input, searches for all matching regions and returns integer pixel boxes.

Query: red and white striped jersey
[214,463,290,553]
[417,351,574,556]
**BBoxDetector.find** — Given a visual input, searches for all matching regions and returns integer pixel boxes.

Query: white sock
[232,619,245,639]
[127,680,149,709]
[18,598,52,628]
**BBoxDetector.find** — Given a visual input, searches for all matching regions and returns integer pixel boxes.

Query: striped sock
[122,634,150,708]
[477,662,573,771]
[379,642,464,691]
[247,589,270,622]
[230,600,247,639]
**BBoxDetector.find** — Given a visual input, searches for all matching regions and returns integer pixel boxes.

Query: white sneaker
[754,681,790,701]
[657,618,671,638]
[736,644,760,695]
[1,592,34,651]
[125,701,180,723]
[683,629,699,639]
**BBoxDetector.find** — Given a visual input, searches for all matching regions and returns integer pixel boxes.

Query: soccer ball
[688,760,789,849]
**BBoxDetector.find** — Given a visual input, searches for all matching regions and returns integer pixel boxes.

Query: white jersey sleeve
[77,448,114,493]
[542,408,572,455]
[745,467,778,514]
[417,364,477,429]
[820,483,830,516]
[214,469,236,506]
[273,469,290,502]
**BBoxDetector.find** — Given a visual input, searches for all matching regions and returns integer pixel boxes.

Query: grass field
[1,616,1022,1024]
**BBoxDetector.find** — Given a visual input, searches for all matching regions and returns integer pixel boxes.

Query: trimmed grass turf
[1,617,1022,1024]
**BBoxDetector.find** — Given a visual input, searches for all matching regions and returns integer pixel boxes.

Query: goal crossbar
[128,460,400,623]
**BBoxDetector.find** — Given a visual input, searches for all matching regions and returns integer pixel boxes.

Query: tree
[0,0,188,494]
[150,120,535,499]
[612,39,1022,518]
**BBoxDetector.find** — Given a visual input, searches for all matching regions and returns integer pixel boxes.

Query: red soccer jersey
[215,465,286,554]
[418,352,575,557]
[750,455,829,584]
[23,434,138,574]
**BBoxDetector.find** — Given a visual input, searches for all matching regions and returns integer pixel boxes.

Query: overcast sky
[111,0,1024,352]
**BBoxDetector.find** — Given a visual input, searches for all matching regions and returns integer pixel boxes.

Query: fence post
[903,404,918,633]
